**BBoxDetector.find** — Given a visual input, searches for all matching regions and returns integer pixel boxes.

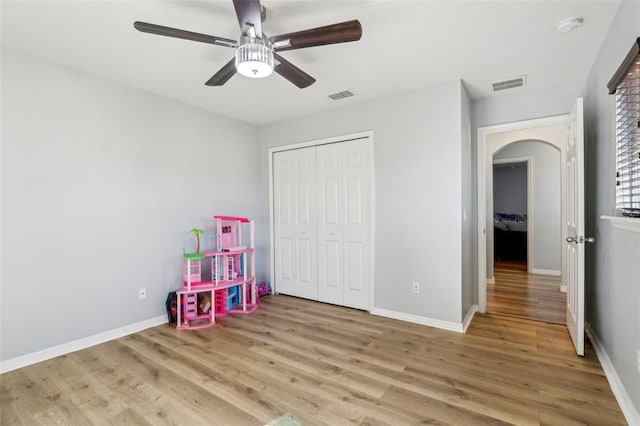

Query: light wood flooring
[1,295,624,425]
[487,261,566,325]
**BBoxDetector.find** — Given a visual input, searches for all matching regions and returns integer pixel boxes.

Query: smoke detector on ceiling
[555,16,584,33]
[492,75,526,92]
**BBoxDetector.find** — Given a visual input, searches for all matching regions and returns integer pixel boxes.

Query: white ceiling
[1,1,621,125]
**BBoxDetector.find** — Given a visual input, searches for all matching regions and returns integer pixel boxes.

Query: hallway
[487,261,566,324]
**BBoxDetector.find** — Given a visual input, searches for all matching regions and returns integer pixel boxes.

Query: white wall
[493,163,527,215]
[495,140,561,272]
[583,1,640,420]
[0,49,259,362]
[260,82,465,324]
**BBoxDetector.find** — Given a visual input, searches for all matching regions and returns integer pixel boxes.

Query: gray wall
[472,79,587,129]
[493,163,527,215]
[0,49,259,361]
[495,141,561,272]
[583,0,640,415]
[460,83,474,320]
[259,82,465,323]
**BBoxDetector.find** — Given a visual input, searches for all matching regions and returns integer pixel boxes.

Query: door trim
[477,116,567,314]
[268,131,376,311]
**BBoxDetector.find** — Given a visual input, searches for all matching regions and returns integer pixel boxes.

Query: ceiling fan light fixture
[235,38,274,78]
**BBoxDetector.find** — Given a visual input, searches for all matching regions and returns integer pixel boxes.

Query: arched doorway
[477,115,569,323]
[488,139,564,323]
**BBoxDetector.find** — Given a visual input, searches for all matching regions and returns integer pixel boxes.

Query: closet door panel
[277,237,294,286]
[273,151,296,295]
[293,147,318,300]
[342,139,371,310]
[317,144,344,304]
[345,241,364,291]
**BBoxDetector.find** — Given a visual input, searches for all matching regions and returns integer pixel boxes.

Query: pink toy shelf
[176,216,258,330]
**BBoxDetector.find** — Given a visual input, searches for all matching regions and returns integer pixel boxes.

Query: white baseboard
[462,305,478,333]
[531,268,561,276]
[371,308,466,333]
[0,315,168,374]
[586,323,640,426]
[487,277,495,284]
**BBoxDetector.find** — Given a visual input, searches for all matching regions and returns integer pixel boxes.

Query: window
[608,38,640,217]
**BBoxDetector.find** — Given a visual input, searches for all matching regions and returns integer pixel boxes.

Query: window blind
[609,38,640,217]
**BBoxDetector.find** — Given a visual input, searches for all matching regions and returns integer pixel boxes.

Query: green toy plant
[190,228,204,253]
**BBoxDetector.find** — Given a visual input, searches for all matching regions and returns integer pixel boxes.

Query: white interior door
[565,97,585,356]
[273,148,318,300]
[342,139,371,309]
[316,139,371,309]
[273,150,296,295]
[317,143,344,305]
[293,147,318,300]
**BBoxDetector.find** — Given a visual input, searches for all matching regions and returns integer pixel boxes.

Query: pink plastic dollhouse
[176,216,258,330]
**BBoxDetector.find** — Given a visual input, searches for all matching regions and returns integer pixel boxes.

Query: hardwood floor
[1,295,624,425]
[487,261,566,325]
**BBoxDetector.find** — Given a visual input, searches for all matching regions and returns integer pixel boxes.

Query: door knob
[584,237,595,243]
[566,236,576,243]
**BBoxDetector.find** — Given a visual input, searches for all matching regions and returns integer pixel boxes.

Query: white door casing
[565,97,586,356]
[477,115,568,314]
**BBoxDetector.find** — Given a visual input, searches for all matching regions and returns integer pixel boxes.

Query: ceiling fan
[134,0,362,88]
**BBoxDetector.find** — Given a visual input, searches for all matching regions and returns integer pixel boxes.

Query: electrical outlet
[412,282,420,294]
[138,287,147,300]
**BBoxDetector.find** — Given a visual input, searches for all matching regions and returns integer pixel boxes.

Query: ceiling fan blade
[205,58,237,86]
[273,53,316,89]
[134,22,237,48]
[270,20,362,52]
[233,0,262,38]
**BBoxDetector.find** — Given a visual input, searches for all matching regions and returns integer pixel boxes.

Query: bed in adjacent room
[494,213,527,261]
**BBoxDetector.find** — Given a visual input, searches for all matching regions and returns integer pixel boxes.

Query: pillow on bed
[507,221,527,232]
[495,213,526,222]
[494,220,508,231]
[495,213,527,232]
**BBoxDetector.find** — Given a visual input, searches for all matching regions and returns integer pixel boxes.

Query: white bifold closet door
[273,146,318,300]
[273,138,371,310]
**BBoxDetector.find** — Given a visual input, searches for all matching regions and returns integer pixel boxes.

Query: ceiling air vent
[329,90,354,100]
[492,76,526,92]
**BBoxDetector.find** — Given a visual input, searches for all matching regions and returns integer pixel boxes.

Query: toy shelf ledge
[213,215,251,223]
[227,303,259,314]
[176,313,214,330]
[182,276,256,291]
[201,248,255,256]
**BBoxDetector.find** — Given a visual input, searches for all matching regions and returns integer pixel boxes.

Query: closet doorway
[268,132,374,311]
